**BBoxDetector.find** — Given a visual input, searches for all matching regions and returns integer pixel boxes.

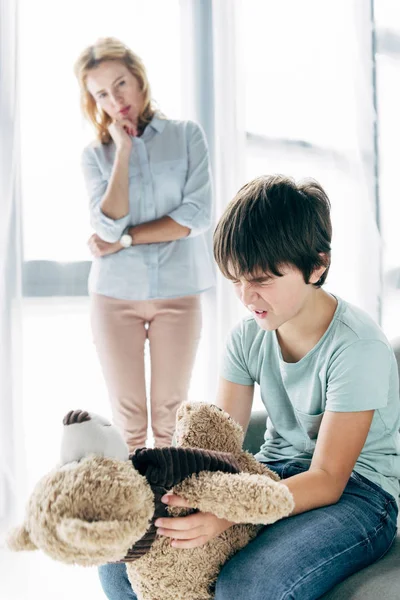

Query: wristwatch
[120,232,133,248]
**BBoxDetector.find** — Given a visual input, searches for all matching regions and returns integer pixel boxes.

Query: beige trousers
[90,293,202,450]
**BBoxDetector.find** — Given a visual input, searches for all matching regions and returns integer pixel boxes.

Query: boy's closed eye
[258,279,273,287]
[231,279,273,287]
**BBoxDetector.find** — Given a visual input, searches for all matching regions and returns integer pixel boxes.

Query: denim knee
[215,558,250,600]
[215,563,291,600]
[98,563,137,600]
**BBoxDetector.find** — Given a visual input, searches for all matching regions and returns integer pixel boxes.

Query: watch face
[121,234,132,248]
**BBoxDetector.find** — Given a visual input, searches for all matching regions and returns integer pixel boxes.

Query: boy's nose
[241,284,257,304]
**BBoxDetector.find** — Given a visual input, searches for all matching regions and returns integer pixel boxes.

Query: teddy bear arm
[173,471,295,525]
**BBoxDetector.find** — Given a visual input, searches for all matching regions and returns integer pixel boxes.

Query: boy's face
[232,265,322,332]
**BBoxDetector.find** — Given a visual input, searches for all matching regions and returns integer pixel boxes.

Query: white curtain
[212,0,248,350]
[0,0,24,537]
[180,0,248,401]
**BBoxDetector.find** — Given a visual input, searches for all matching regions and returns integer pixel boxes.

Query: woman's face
[86,60,143,124]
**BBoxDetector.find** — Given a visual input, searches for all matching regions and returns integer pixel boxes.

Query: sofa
[243,338,400,599]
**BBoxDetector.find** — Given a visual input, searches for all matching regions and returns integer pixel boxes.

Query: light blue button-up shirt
[81,116,215,300]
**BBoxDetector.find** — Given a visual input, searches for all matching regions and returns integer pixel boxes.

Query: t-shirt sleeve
[326,339,392,412]
[221,322,255,386]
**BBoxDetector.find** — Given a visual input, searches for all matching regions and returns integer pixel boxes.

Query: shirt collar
[148,114,166,134]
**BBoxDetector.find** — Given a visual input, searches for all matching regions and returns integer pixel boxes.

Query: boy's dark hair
[213,175,332,288]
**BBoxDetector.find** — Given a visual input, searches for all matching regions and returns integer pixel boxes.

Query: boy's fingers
[161,494,191,507]
[155,512,201,530]
[157,526,203,540]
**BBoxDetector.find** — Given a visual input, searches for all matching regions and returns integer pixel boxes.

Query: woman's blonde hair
[74,37,155,144]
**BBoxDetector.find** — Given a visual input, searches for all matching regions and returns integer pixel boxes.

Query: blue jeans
[98,460,398,600]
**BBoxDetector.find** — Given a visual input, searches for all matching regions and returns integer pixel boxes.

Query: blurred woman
[74,37,214,450]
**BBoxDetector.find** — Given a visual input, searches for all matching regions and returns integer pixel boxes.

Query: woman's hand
[155,494,234,549]
[108,119,137,152]
[88,233,123,258]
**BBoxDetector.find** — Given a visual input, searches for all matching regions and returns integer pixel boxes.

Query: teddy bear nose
[63,410,91,426]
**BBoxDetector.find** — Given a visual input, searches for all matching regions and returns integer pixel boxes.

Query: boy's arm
[285,339,391,514]
[283,409,374,515]
[216,380,374,515]
[216,379,374,514]
[217,337,389,516]
[216,377,254,433]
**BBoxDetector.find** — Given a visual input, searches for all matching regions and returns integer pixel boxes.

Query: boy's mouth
[253,309,268,319]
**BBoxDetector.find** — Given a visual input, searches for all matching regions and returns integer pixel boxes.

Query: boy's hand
[155,494,233,549]
[88,233,123,257]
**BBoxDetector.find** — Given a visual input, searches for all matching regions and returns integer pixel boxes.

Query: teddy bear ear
[57,517,143,552]
[7,525,38,552]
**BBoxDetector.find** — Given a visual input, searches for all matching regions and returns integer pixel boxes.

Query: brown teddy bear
[7,403,294,600]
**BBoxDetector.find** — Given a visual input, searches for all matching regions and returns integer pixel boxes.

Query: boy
[99,176,399,600]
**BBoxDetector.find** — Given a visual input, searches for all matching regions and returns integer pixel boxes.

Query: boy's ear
[310,254,329,284]
[310,265,326,284]
[7,525,38,552]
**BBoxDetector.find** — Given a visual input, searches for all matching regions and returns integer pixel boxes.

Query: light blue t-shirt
[222,297,400,502]
[81,116,215,301]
